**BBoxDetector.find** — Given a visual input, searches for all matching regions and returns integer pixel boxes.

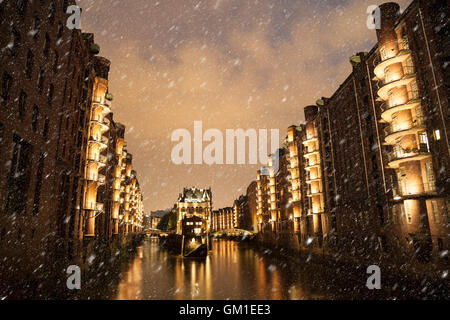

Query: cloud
[78,0,412,210]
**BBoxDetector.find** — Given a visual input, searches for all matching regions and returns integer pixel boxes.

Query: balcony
[303,148,320,157]
[289,160,298,169]
[100,154,107,164]
[93,101,112,115]
[380,90,421,122]
[302,135,318,145]
[89,135,109,150]
[307,208,324,216]
[96,202,104,212]
[289,154,299,162]
[85,174,98,182]
[289,175,300,183]
[394,181,437,199]
[373,49,411,80]
[383,117,426,145]
[87,154,107,168]
[90,119,109,132]
[386,144,431,168]
[306,176,322,184]
[377,66,417,100]
[304,162,320,171]
[84,201,97,211]
[307,190,323,197]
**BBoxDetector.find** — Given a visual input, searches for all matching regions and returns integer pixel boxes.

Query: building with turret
[176,187,212,235]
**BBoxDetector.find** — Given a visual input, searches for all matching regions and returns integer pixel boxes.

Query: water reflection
[114,239,326,300]
[111,239,449,300]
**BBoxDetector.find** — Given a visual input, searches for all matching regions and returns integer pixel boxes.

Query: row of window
[3,133,45,217]
[2,68,54,105]
[185,222,202,226]
[16,0,60,24]
[0,227,36,242]
[2,72,52,139]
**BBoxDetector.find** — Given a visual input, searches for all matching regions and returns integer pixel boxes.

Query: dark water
[112,239,364,300]
[112,239,449,300]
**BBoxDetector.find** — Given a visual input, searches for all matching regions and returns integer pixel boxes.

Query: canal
[109,238,436,300]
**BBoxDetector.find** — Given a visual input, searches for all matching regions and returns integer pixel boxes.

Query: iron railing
[394,181,437,197]
[382,65,416,85]
[384,116,425,137]
[387,143,430,163]
[381,90,420,112]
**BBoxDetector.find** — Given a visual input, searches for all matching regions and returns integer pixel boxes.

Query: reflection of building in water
[115,246,143,300]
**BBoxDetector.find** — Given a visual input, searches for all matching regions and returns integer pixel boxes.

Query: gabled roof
[178,187,212,203]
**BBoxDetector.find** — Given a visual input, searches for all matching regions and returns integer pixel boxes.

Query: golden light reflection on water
[114,240,316,300]
[115,246,143,300]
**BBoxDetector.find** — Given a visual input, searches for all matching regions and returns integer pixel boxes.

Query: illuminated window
[419,132,429,151]
[433,129,441,141]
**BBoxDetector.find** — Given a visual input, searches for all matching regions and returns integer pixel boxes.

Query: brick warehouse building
[246,180,258,232]
[246,0,449,272]
[0,1,145,298]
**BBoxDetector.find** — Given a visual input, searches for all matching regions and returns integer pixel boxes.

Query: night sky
[77,0,411,212]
